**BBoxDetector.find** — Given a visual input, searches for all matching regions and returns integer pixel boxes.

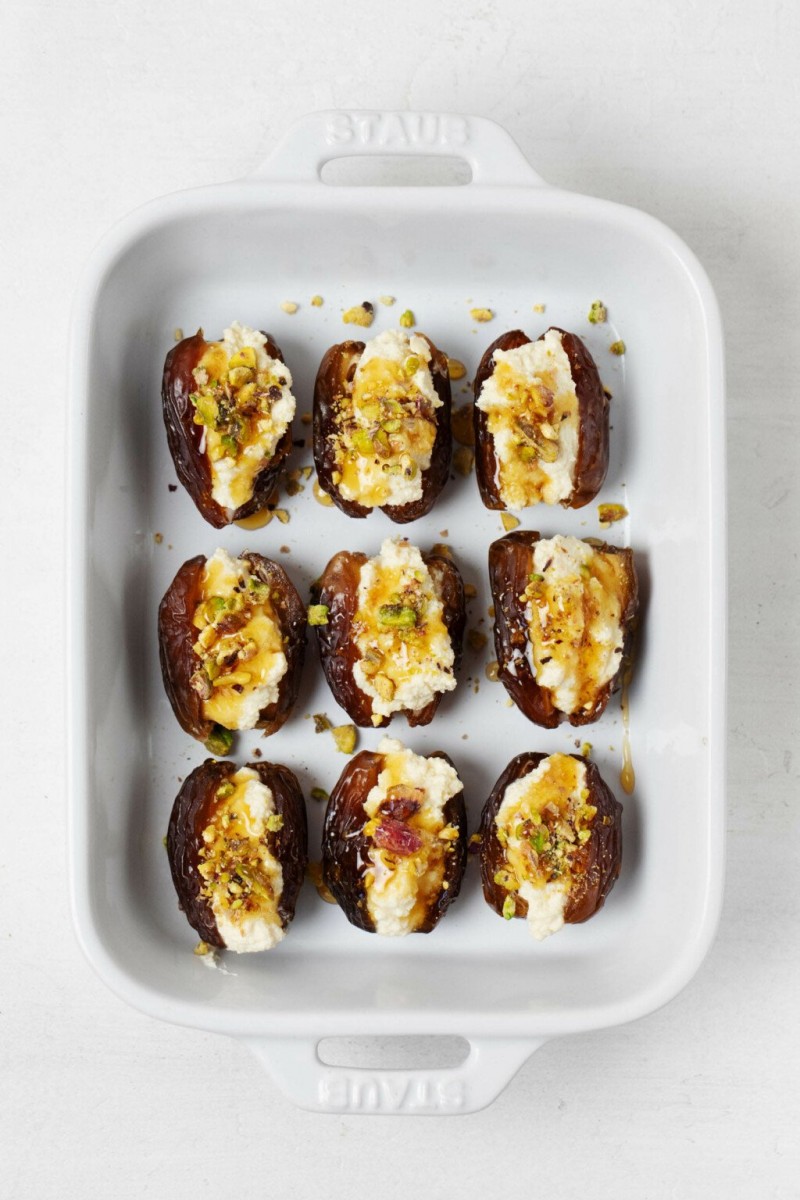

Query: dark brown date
[311,548,466,728]
[313,334,452,522]
[167,758,307,949]
[479,751,622,927]
[488,530,638,728]
[162,329,293,527]
[473,327,609,510]
[322,749,467,934]
[158,551,306,745]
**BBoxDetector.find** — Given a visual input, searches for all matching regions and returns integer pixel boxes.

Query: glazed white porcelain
[68,111,726,1114]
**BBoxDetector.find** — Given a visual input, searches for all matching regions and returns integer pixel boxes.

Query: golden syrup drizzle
[235,509,274,530]
[620,666,635,795]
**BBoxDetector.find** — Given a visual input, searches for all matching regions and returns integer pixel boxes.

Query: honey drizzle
[235,510,273,530]
[620,667,635,795]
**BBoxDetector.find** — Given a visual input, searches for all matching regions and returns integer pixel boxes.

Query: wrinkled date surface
[162,329,293,527]
[158,551,306,743]
[473,327,609,510]
[311,549,466,728]
[479,752,622,925]
[313,334,452,522]
[322,750,467,934]
[488,530,638,728]
[166,758,308,948]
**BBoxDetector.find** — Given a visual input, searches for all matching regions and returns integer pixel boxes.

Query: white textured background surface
[2,0,798,1196]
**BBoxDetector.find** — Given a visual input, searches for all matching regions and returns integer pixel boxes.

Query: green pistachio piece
[307,604,329,626]
[377,603,418,628]
[204,725,233,756]
[351,428,375,456]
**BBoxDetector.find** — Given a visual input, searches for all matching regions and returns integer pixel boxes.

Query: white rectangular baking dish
[68,111,726,1114]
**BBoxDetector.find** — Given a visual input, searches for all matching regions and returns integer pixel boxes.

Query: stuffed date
[167,758,307,952]
[313,328,451,521]
[162,321,296,527]
[310,537,465,728]
[322,737,467,936]
[489,531,638,728]
[479,751,622,939]
[158,548,306,752]
[473,327,608,510]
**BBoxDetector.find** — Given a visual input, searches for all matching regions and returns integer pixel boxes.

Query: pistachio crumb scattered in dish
[343,302,375,327]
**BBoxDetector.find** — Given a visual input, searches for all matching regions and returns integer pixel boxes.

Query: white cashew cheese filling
[192,320,295,514]
[362,738,463,937]
[476,329,579,507]
[525,535,625,715]
[352,538,456,723]
[195,548,288,730]
[494,755,589,941]
[201,769,285,953]
[337,329,441,508]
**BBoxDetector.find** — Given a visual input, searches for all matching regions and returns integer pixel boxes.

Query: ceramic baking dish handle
[243,1034,544,1114]
[250,110,546,187]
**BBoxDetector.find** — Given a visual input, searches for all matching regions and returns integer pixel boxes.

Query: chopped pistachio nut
[502,894,516,920]
[173,327,184,342]
[281,300,299,314]
[310,294,324,307]
[532,304,546,314]
[377,603,418,628]
[453,446,475,476]
[447,357,467,381]
[274,508,290,524]
[470,307,494,322]
[501,512,520,531]
[467,629,488,652]
[469,833,482,846]
[343,302,375,327]
[581,742,592,758]
[308,604,329,626]
[216,781,236,801]
[266,813,284,832]
[194,941,210,956]
[310,787,329,803]
[588,300,607,324]
[313,712,332,733]
[162,834,168,848]
[609,340,626,356]
[398,309,415,328]
[204,725,233,756]
[332,724,357,754]
[598,503,628,527]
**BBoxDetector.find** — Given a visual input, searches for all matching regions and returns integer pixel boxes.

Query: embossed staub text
[318,1073,466,1113]
[324,112,470,151]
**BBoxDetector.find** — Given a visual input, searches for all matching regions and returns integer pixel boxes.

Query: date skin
[158,551,307,743]
[167,758,308,949]
[322,749,467,934]
[489,530,638,728]
[479,752,622,925]
[473,327,609,510]
[311,548,466,728]
[313,334,452,522]
[162,329,293,528]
